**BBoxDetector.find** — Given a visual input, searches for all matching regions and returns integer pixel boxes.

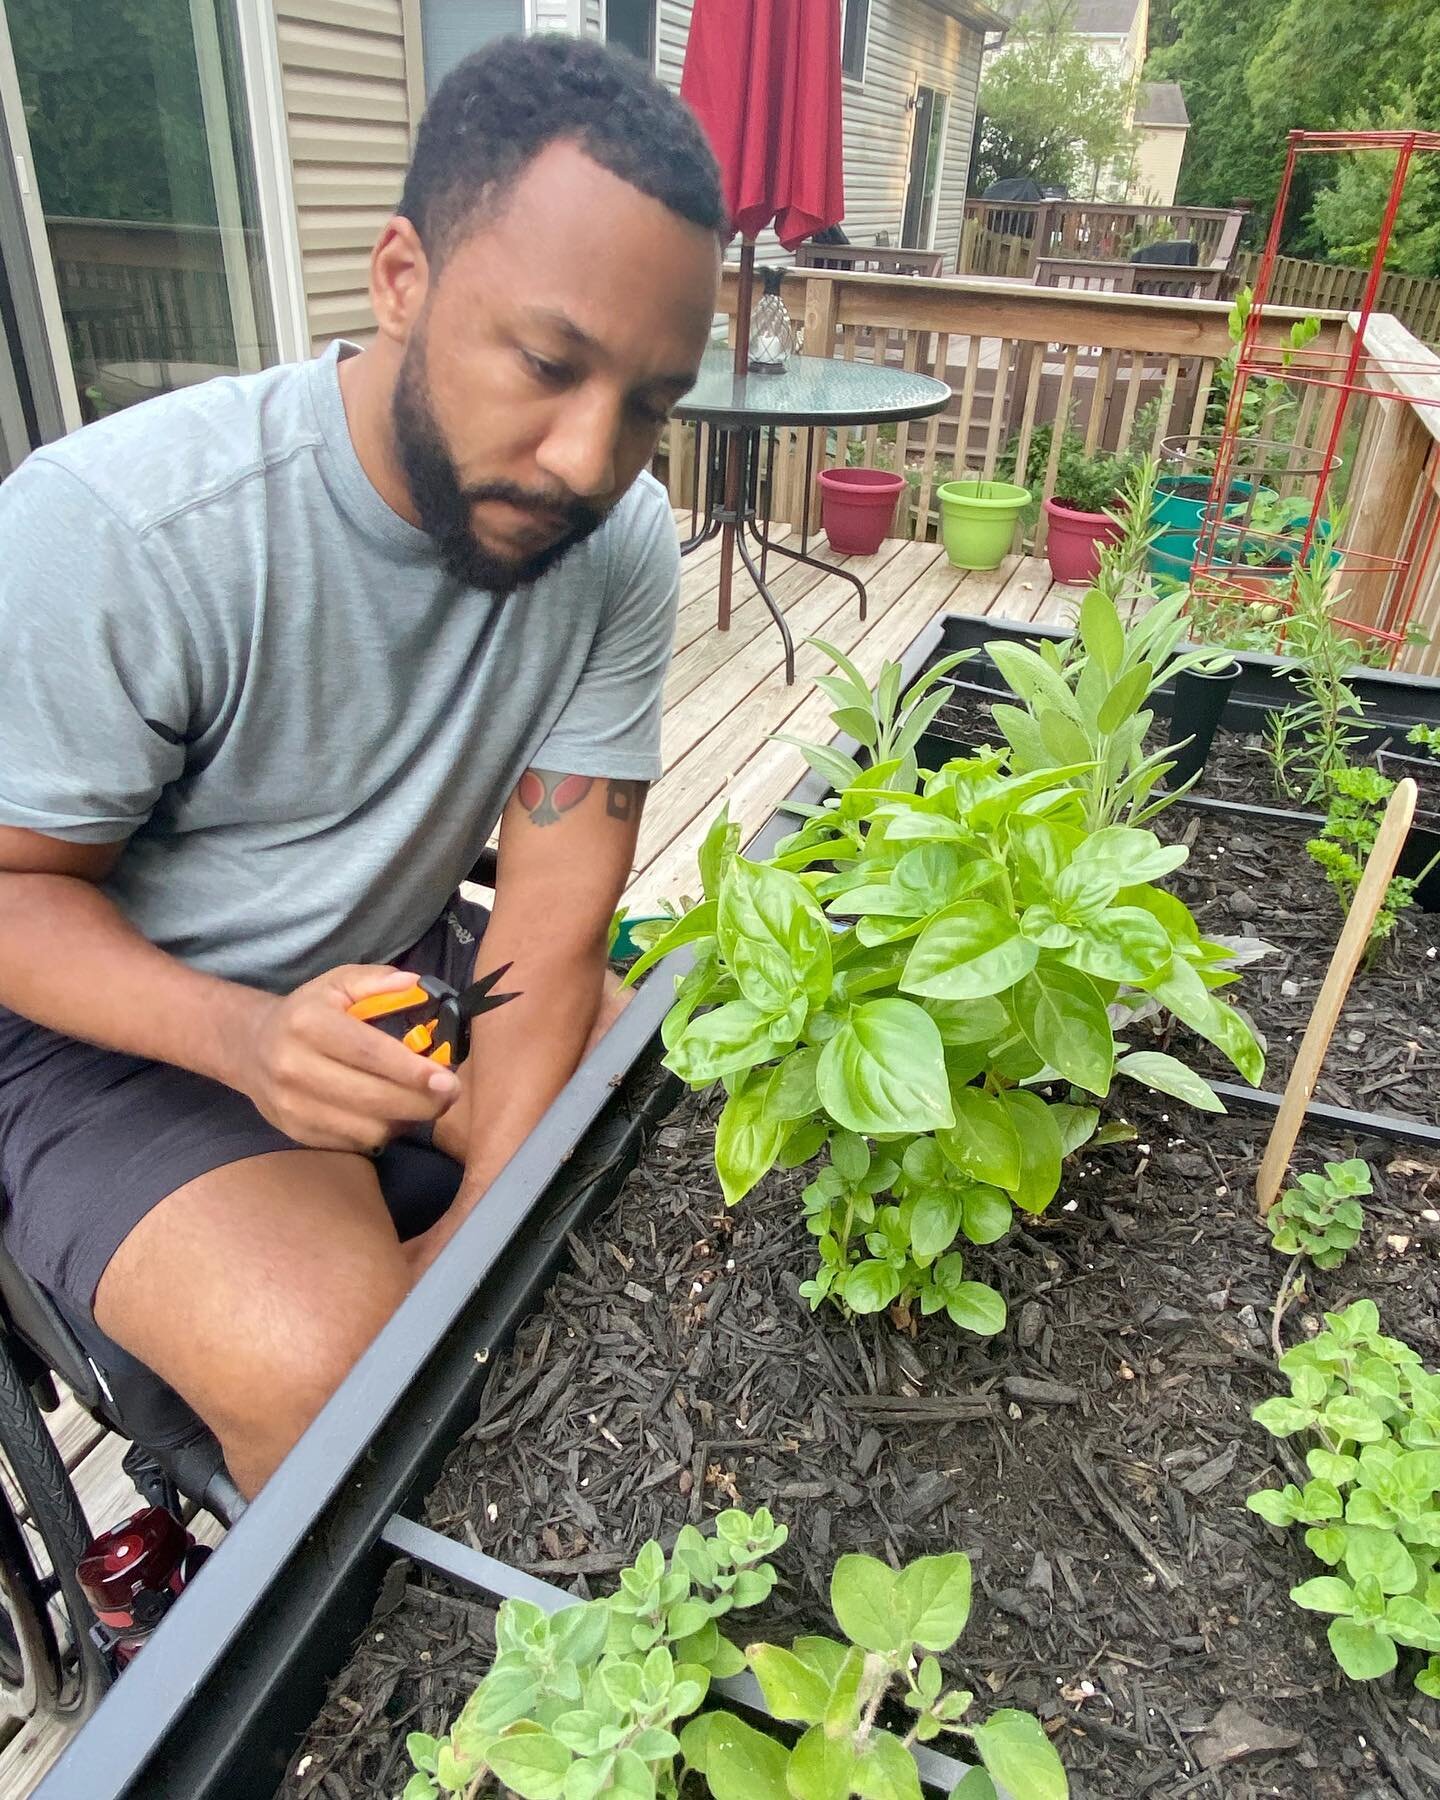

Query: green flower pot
[937,480,1030,570]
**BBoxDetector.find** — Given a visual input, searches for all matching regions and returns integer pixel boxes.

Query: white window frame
[233,0,314,363]
[903,81,950,252]
[841,0,870,86]
[601,0,658,74]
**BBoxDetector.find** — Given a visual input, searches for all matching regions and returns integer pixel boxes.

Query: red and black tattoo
[516,770,648,828]
[516,769,593,825]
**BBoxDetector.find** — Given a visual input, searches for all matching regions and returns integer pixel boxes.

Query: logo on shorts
[446,909,475,947]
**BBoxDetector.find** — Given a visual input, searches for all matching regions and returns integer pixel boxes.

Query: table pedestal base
[679,423,866,686]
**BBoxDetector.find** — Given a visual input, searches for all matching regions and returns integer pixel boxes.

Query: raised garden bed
[40,612,1440,1800]
[284,1083,1440,1800]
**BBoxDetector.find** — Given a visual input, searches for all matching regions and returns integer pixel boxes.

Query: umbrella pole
[718,238,756,632]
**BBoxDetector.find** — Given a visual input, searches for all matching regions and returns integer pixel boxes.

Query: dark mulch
[283,1077,1440,1800]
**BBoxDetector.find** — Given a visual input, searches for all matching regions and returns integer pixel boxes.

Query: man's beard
[391,337,605,596]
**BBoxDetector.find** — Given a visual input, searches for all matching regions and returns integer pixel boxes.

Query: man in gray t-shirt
[0,36,723,1496]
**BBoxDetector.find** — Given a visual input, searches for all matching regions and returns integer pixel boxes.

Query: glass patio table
[673,347,951,682]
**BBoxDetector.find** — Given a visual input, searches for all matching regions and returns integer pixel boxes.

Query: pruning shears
[347,963,520,1069]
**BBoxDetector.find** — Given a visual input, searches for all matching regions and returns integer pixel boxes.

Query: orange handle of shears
[348,984,430,1022]
[348,986,454,1065]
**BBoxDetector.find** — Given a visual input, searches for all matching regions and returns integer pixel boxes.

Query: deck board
[0,522,1080,1796]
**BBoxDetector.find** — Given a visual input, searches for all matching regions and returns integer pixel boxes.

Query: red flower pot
[819,468,907,555]
[1043,496,1124,585]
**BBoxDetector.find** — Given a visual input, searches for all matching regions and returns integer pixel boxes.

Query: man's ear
[370,216,431,345]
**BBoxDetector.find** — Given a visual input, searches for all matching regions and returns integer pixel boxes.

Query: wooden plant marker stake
[1256,777,1418,1217]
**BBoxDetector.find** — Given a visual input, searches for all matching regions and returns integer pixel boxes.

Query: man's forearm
[0,872,268,1088]
[420,937,607,1258]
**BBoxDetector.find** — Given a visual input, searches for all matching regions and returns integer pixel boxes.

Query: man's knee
[93,1148,413,1493]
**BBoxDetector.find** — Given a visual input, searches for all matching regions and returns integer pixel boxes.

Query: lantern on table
[748,266,794,372]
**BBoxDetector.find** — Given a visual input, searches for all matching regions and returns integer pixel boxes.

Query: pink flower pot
[819,468,907,555]
[1043,496,1125,585]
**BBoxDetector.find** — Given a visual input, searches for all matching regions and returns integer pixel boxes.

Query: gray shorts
[0,897,488,1316]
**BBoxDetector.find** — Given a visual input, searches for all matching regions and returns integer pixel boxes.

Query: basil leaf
[901,902,1038,1000]
[816,999,955,1134]
[1009,966,1115,1096]
[718,857,832,1011]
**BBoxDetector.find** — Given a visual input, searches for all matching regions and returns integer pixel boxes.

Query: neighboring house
[0,0,1000,467]
[985,1,1184,203]
[417,1,1003,272]
[1131,79,1188,206]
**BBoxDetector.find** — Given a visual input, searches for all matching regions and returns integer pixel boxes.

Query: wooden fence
[664,267,1440,674]
[959,200,1247,281]
[1229,253,1440,350]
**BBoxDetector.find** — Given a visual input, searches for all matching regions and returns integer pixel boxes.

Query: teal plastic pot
[938,480,1030,570]
[1148,530,1199,585]
[610,914,669,962]
[1154,475,1253,534]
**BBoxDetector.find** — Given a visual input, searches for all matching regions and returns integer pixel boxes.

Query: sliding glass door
[2,0,279,429]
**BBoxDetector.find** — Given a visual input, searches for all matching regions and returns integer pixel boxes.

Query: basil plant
[628,593,1263,1335]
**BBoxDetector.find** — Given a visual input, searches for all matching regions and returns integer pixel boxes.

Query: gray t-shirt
[0,341,678,991]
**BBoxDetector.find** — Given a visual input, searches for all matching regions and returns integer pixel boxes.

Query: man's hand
[236,965,461,1153]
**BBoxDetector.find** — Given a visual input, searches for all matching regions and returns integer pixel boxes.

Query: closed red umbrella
[681,0,845,369]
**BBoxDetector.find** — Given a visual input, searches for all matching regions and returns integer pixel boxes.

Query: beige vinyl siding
[657,0,980,269]
[277,0,418,349]
[841,0,980,269]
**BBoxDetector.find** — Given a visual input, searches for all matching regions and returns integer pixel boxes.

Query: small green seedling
[1408,724,1440,755]
[1248,1299,1440,1701]
[684,1550,1069,1800]
[1269,1159,1371,1270]
[1307,763,1419,946]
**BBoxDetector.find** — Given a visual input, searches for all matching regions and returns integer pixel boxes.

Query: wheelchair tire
[0,1336,108,1720]
[0,1492,62,1720]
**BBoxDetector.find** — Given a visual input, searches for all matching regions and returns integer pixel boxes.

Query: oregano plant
[1248,1300,1440,1699]
[402,1508,785,1798]
[627,592,1264,1336]
[402,1516,1069,1798]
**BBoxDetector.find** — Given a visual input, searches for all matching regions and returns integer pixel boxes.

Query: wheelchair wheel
[0,1337,108,1719]
[0,1492,62,1720]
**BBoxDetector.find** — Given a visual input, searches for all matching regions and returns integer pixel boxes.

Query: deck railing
[958,200,1248,280]
[664,266,1440,674]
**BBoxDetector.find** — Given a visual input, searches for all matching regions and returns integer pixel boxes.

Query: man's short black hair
[399,34,727,261]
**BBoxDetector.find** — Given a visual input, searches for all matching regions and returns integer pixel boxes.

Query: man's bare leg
[94,1149,412,1498]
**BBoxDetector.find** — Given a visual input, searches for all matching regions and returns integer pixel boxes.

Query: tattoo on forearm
[517,769,593,825]
[605,779,645,823]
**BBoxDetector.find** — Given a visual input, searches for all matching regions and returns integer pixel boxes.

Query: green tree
[1311,110,1440,276]
[974,0,1136,196]
[1150,0,1440,261]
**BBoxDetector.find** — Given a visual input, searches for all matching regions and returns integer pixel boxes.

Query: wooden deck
[0,527,1081,1796]
[625,526,1080,912]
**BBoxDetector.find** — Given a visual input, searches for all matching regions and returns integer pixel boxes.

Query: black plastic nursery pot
[37,618,1440,1800]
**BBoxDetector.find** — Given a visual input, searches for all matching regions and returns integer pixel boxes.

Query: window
[606,0,655,67]
[421,0,526,98]
[841,0,870,82]
[5,0,281,425]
